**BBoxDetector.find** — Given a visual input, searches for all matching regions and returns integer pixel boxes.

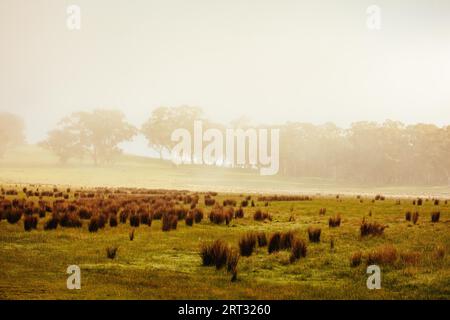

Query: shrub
[234,207,244,219]
[223,199,237,207]
[289,238,307,263]
[360,220,386,237]
[307,227,321,243]
[6,209,22,224]
[412,211,419,225]
[106,246,118,259]
[328,214,341,227]
[227,248,240,282]
[431,211,440,223]
[88,217,99,232]
[209,207,226,224]
[44,217,59,230]
[162,214,178,231]
[59,212,82,228]
[129,214,140,227]
[140,212,151,225]
[170,215,178,230]
[193,208,204,223]
[185,212,194,226]
[257,232,267,247]
[280,231,295,249]
[405,211,411,221]
[253,209,271,221]
[98,214,107,229]
[78,207,92,219]
[119,211,128,223]
[268,232,281,254]
[238,233,257,257]
[24,215,38,231]
[200,240,230,269]
[109,215,118,227]
[350,251,363,267]
[367,245,397,265]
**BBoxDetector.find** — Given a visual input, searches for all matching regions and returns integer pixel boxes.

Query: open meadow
[0,184,449,300]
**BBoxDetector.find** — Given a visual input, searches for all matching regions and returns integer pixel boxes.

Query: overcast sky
[1,0,449,155]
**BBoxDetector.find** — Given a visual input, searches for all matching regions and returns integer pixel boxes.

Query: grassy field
[0,187,449,300]
[1,145,449,197]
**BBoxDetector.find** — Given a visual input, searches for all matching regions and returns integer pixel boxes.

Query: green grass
[0,191,449,299]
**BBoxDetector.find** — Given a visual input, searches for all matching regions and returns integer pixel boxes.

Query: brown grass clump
[119,211,128,224]
[268,232,282,254]
[193,208,204,223]
[109,215,118,227]
[405,211,411,221]
[234,207,244,219]
[280,231,295,249]
[253,209,271,221]
[227,248,240,282]
[400,251,421,266]
[209,207,226,224]
[412,211,419,224]
[129,214,140,227]
[59,212,82,228]
[44,217,59,230]
[185,212,194,226]
[360,220,386,237]
[106,246,118,259]
[307,227,321,243]
[88,217,99,232]
[162,214,178,231]
[238,233,257,257]
[6,209,22,224]
[350,251,363,267]
[223,199,237,207]
[78,207,92,220]
[24,215,38,231]
[367,245,397,265]
[257,232,267,247]
[328,214,341,227]
[204,198,216,206]
[289,238,307,263]
[431,211,440,223]
[200,240,230,269]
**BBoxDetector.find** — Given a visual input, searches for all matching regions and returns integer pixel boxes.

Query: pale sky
[1,0,449,156]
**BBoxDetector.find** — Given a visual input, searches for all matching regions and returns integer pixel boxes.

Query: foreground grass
[0,194,449,299]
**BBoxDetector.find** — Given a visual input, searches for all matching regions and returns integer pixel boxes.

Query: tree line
[1,109,449,185]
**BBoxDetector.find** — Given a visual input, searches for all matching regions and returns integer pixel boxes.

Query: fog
[1,0,449,157]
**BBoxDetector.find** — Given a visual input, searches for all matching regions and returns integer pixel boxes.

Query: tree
[42,109,136,165]
[141,106,204,158]
[39,128,84,164]
[0,113,25,157]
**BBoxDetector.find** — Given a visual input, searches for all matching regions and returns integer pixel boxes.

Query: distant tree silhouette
[0,112,25,157]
